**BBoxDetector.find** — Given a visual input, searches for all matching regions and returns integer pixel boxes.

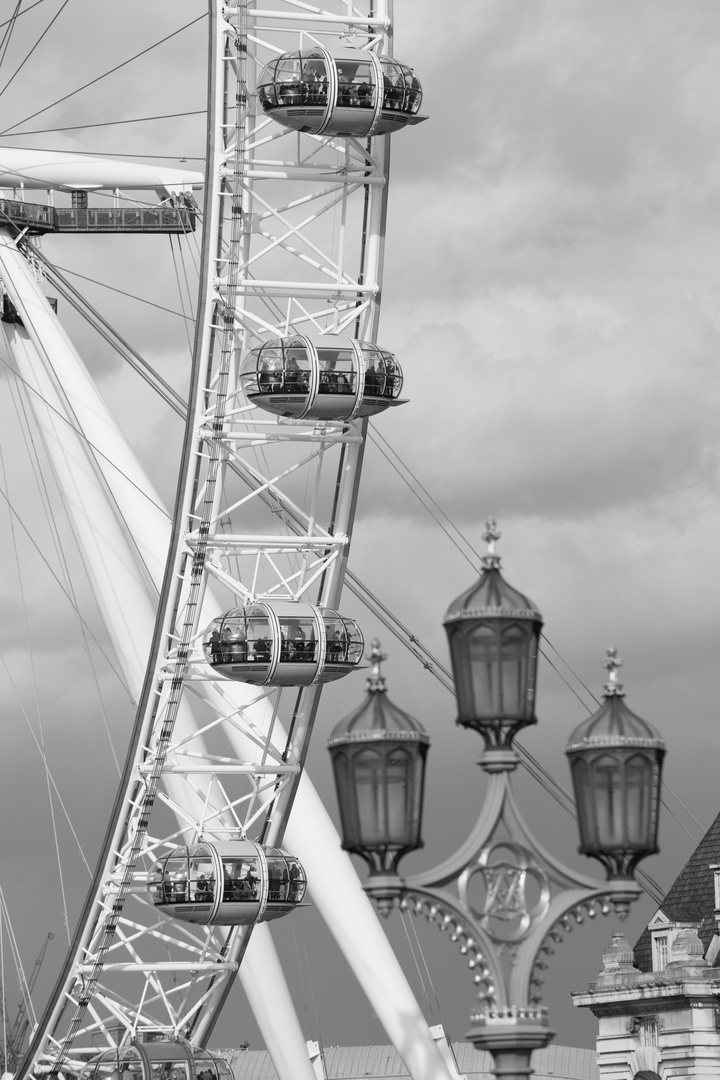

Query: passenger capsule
[146,841,306,926]
[202,602,363,686]
[257,47,426,138]
[78,1036,233,1080]
[239,335,405,421]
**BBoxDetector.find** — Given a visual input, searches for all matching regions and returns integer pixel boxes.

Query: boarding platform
[0,197,196,235]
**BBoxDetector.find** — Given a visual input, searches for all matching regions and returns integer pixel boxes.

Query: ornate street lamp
[328,523,665,1080]
[443,520,543,756]
[327,640,429,911]
[565,646,665,891]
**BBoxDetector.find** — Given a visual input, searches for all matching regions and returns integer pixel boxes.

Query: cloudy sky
[1,0,720,1058]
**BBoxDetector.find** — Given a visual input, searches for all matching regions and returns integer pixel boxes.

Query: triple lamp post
[327,522,666,1080]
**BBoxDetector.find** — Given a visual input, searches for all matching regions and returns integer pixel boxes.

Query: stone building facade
[572,811,720,1078]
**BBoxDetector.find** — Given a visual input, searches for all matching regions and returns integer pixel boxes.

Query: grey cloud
[361,303,720,525]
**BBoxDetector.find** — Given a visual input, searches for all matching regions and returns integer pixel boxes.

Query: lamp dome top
[327,641,429,747]
[443,520,542,625]
[565,647,665,752]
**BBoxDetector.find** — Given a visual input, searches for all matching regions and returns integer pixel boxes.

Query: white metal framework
[0,5,455,1080]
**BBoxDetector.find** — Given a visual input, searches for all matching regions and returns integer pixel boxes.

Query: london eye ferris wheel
[0,4,458,1080]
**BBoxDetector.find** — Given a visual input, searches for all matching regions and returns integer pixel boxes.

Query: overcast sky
[1,0,720,1058]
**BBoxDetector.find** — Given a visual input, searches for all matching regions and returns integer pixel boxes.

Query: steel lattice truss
[20,2,395,1077]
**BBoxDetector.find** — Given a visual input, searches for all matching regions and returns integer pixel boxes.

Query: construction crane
[1,933,54,1073]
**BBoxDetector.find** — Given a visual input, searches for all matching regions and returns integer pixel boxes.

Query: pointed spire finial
[481,518,502,568]
[602,645,625,696]
[367,638,387,692]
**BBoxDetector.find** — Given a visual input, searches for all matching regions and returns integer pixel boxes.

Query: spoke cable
[0,0,48,32]
[1,110,206,137]
[0,482,130,694]
[0,651,92,879]
[52,262,193,322]
[0,3,23,77]
[0,0,72,104]
[168,234,194,357]
[0,424,72,942]
[8,373,121,773]
[1,15,207,136]
[0,354,171,520]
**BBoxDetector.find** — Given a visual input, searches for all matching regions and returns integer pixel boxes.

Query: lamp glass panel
[468,623,499,717]
[385,748,414,845]
[624,753,652,847]
[354,747,386,845]
[591,753,624,848]
[570,757,597,848]
[499,622,533,718]
[332,750,359,844]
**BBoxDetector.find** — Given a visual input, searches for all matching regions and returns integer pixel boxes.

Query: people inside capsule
[239,336,403,421]
[204,610,272,668]
[80,1044,233,1080]
[324,616,363,666]
[318,344,355,394]
[223,857,260,902]
[256,50,423,136]
[279,618,316,662]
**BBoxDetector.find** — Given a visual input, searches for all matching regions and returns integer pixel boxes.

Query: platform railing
[0,198,196,234]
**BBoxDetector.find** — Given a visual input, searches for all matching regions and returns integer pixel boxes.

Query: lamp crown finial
[481,518,502,568]
[602,645,625,696]
[367,638,387,692]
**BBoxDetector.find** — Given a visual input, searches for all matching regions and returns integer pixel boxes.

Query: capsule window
[324,617,347,662]
[189,857,215,903]
[164,856,190,903]
[400,64,422,113]
[95,1059,121,1080]
[148,862,165,906]
[222,857,261,901]
[246,616,272,663]
[274,55,303,107]
[381,351,400,398]
[343,619,364,665]
[379,58,405,111]
[317,346,355,395]
[336,60,375,108]
[256,346,284,393]
[266,857,290,902]
[279,617,317,662]
[302,54,329,105]
[152,1065,189,1080]
[118,1053,143,1080]
[213,1060,234,1080]
[287,858,306,902]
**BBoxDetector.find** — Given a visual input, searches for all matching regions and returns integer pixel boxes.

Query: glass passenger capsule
[257,47,426,137]
[78,1036,233,1080]
[202,602,364,686]
[146,841,306,926]
[239,335,405,421]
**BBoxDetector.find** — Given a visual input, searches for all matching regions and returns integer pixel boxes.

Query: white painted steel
[0,259,451,1080]
[0,149,203,194]
[0,241,319,1080]
[1,3,454,1079]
